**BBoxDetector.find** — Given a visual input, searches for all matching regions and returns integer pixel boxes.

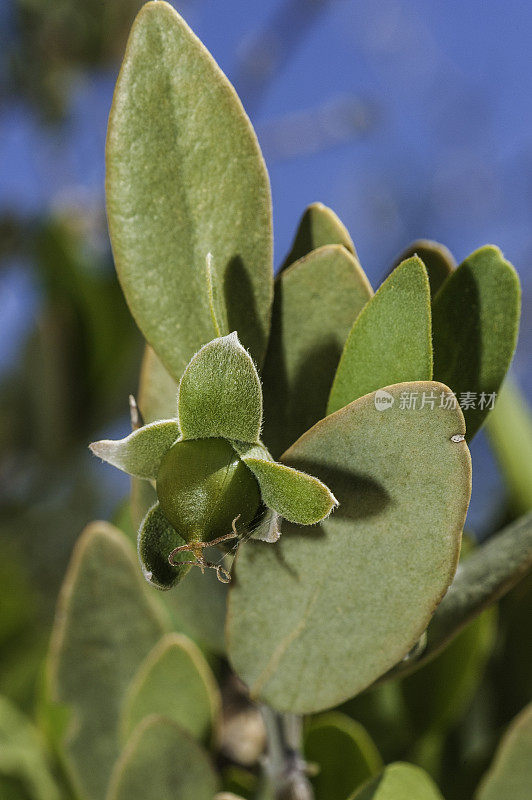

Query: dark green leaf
[138,503,192,589]
[432,245,520,440]
[477,703,532,800]
[390,240,455,299]
[350,762,444,799]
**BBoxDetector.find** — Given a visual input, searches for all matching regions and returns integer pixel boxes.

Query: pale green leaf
[227,382,471,712]
[477,703,532,800]
[350,762,444,800]
[486,378,532,515]
[178,333,262,442]
[432,245,521,440]
[107,715,218,800]
[138,345,178,424]
[106,0,273,379]
[262,245,373,457]
[281,203,356,270]
[0,695,60,800]
[45,523,167,800]
[304,712,382,800]
[121,633,220,743]
[138,503,192,590]
[390,240,455,299]
[90,420,179,479]
[234,441,337,525]
[327,257,432,415]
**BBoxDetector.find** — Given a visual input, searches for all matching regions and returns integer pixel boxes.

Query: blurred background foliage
[0,1,531,798]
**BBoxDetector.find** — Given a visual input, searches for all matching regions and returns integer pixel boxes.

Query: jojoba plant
[13,3,530,800]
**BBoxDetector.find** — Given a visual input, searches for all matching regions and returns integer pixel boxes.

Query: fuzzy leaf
[107,715,218,800]
[45,523,167,800]
[262,245,373,457]
[476,702,532,800]
[327,257,432,415]
[234,441,337,525]
[121,633,220,743]
[90,420,179,479]
[227,382,471,713]
[138,503,192,590]
[0,695,60,800]
[138,346,178,424]
[106,1,273,379]
[178,333,262,442]
[350,763,444,800]
[390,240,455,299]
[432,245,521,440]
[304,712,382,800]
[281,202,356,270]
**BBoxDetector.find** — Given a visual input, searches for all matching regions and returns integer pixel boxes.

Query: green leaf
[234,441,337,525]
[350,762,444,800]
[304,712,382,800]
[387,512,532,680]
[138,503,192,589]
[227,382,471,712]
[0,695,60,800]
[90,420,179,479]
[178,333,262,442]
[432,245,521,440]
[476,703,532,800]
[138,346,178,424]
[262,245,373,457]
[129,482,229,654]
[327,257,432,415]
[486,378,532,515]
[107,715,218,800]
[390,240,455,299]
[106,0,273,380]
[45,522,167,800]
[281,203,356,270]
[121,633,220,743]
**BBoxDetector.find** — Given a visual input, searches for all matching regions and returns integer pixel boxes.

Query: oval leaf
[90,420,179,479]
[327,257,432,415]
[350,762,444,800]
[107,715,218,800]
[106,1,273,379]
[178,333,262,442]
[121,633,220,743]
[45,523,167,800]
[304,712,382,800]
[477,703,532,800]
[281,203,356,270]
[234,442,337,525]
[432,245,521,440]
[390,240,456,299]
[262,245,373,457]
[138,503,192,589]
[227,382,471,713]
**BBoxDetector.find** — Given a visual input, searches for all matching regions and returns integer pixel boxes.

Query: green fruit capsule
[156,438,261,544]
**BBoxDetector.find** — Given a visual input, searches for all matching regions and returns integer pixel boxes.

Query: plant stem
[260,706,314,800]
